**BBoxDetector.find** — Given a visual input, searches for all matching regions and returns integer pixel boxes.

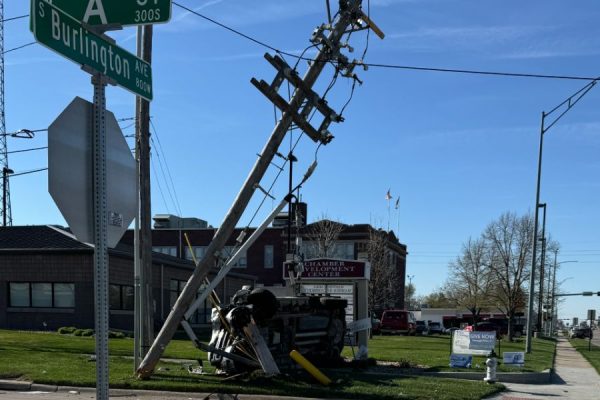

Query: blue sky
[4,0,600,323]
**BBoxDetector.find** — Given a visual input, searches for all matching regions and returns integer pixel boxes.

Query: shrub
[73,329,84,336]
[57,326,77,335]
[81,329,94,337]
[109,331,125,339]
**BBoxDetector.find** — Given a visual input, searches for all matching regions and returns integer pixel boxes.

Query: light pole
[536,203,547,333]
[525,79,597,354]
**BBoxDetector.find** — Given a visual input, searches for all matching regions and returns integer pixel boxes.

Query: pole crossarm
[251,53,341,145]
[136,0,372,379]
[543,79,598,134]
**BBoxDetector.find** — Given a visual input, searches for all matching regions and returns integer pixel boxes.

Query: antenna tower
[0,0,12,226]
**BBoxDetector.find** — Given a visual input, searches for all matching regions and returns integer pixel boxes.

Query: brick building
[0,225,254,331]
[121,216,408,309]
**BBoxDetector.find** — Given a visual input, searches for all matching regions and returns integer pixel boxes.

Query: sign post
[92,74,110,400]
[588,309,596,351]
[33,1,153,398]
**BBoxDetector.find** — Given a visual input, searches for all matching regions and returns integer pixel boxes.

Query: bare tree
[446,237,494,324]
[304,217,344,258]
[367,228,398,310]
[483,212,534,341]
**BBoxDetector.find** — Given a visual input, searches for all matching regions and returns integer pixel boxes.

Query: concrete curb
[0,380,31,391]
[404,370,552,384]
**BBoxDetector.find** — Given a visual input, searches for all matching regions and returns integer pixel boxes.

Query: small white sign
[503,352,525,367]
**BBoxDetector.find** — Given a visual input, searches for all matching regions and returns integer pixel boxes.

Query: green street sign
[47,0,172,27]
[31,0,153,100]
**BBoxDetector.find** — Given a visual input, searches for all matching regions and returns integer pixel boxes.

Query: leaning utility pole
[137,0,374,378]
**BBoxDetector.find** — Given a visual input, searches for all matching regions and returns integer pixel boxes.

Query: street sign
[46,0,172,27]
[31,0,153,100]
[48,97,137,248]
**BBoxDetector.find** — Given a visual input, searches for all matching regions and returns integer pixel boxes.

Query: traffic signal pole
[137,0,369,378]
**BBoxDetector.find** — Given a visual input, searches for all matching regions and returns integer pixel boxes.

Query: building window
[184,246,207,262]
[9,282,75,308]
[264,245,274,269]
[301,241,354,260]
[222,246,247,268]
[9,283,30,307]
[332,242,354,260]
[170,279,210,324]
[109,284,134,310]
[152,246,177,257]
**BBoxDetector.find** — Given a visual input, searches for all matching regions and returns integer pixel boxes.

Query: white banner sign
[452,330,496,355]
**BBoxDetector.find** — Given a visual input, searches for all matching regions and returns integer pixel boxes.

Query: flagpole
[396,197,400,235]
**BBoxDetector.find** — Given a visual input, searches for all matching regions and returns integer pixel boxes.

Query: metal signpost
[32,0,155,398]
[588,309,596,351]
[31,0,153,100]
[46,0,172,27]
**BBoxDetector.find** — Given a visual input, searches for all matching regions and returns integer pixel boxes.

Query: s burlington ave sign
[48,0,172,27]
[31,0,153,100]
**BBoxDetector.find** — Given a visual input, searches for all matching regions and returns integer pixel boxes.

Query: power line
[150,120,183,217]
[7,146,47,155]
[2,14,28,23]
[173,1,598,82]
[9,167,47,178]
[151,161,170,215]
[3,41,36,55]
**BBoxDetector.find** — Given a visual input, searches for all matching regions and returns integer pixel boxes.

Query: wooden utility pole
[137,0,372,378]
[135,24,154,360]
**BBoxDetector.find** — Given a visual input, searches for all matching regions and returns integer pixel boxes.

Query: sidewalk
[487,337,600,399]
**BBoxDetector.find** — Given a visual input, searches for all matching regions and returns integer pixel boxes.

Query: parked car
[380,310,416,335]
[415,320,428,335]
[570,327,593,339]
[427,321,444,335]
[445,327,460,335]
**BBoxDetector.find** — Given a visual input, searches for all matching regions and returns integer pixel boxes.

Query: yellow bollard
[289,350,332,385]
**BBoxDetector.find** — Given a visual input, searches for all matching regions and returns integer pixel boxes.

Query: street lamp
[525,79,597,354]
[1,128,46,226]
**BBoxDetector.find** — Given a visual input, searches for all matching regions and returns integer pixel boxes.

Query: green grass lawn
[342,334,556,373]
[0,329,507,399]
[569,339,600,374]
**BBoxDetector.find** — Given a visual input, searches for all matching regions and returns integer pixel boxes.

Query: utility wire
[150,137,181,216]
[173,1,598,82]
[150,120,183,216]
[3,41,36,55]
[7,146,47,155]
[9,167,48,178]
[151,161,171,215]
[2,15,29,23]
[8,8,600,82]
